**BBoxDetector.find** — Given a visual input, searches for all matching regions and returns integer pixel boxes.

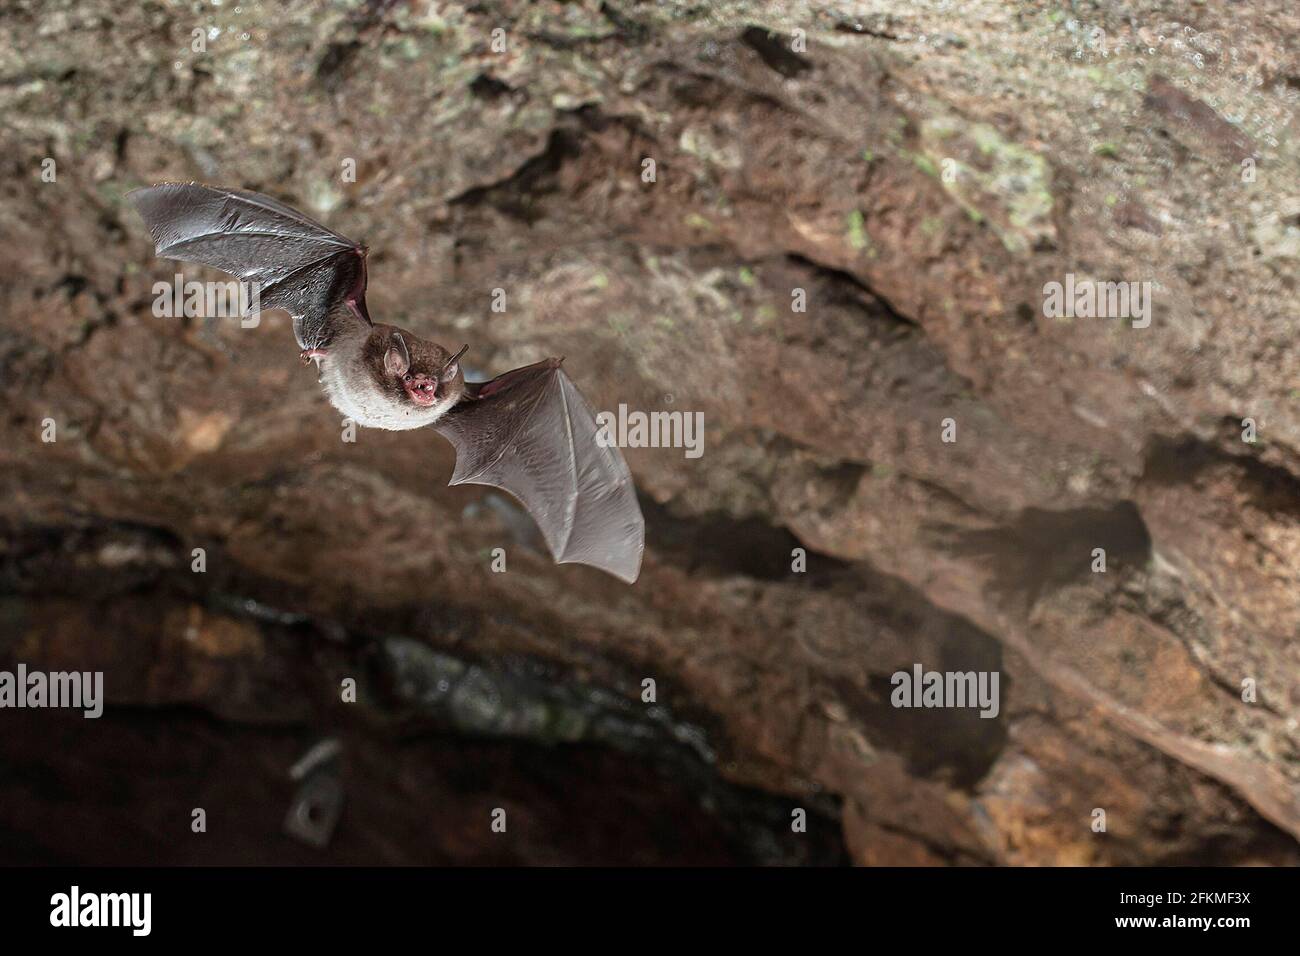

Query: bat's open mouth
[403,375,439,406]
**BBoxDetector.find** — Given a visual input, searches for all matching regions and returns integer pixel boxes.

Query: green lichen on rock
[1251,199,1300,265]
[919,113,1056,254]
[846,209,870,251]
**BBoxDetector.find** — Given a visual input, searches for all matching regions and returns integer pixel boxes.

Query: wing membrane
[435,360,644,583]
[130,182,370,350]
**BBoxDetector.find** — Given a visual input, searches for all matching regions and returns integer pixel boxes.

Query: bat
[129,183,644,583]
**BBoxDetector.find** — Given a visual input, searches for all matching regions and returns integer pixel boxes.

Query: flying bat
[129,183,644,583]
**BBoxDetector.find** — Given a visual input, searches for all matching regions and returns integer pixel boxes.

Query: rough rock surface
[0,0,1297,864]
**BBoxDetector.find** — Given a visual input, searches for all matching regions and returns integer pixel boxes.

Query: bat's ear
[384,332,410,377]
[442,344,469,381]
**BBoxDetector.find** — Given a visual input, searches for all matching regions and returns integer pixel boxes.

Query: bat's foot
[300,348,328,365]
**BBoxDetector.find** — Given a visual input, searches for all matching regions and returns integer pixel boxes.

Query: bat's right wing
[434,358,645,583]
[129,182,371,350]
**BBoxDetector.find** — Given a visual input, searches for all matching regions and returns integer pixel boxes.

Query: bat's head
[371,327,467,410]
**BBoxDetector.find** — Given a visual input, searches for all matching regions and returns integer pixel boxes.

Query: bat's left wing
[433,358,644,583]
[129,182,371,351]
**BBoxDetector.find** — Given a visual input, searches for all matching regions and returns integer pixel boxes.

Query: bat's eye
[403,373,412,383]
